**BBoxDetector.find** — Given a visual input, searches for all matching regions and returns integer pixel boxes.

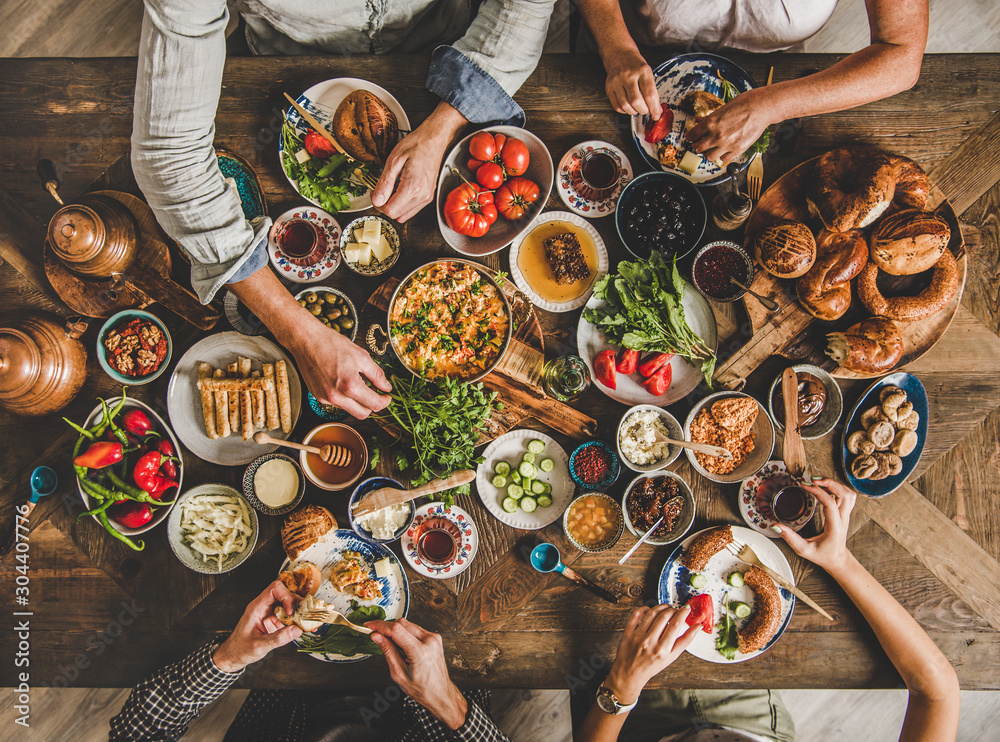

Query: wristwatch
[595,682,637,715]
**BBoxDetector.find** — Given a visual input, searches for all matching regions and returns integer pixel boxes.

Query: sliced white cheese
[362,219,381,243]
[374,557,392,578]
[343,245,365,264]
[370,235,393,262]
[294,149,311,164]
[678,150,701,175]
[353,226,365,243]
[355,242,374,266]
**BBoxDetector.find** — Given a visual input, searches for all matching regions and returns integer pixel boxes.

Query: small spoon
[253,431,353,467]
[729,277,779,312]
[1,466,59,558]
[650,429,732,460]
[618,514,665,565]
[530,542,619,604]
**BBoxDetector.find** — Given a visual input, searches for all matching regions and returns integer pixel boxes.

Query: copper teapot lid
[48,204,105,265]
[0,327,41,399]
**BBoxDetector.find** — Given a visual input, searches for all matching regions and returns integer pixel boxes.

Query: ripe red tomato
[468,131,497,162]
[644,110,674,144]
[593,349,617,390]
[638,351,674,378]
[304,129,336,158]
[641,363,672,396]
[616,349,640,375]
[498,136,530,177]
[495,177,540,220]
[476,161,505,190]
[444,182,498,238]
[685,593,714,634]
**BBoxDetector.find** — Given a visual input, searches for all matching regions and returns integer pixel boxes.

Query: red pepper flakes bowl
[691,241,755,303]
[97,310,172,386]
[568,441,620,491]
[78,397,183,537]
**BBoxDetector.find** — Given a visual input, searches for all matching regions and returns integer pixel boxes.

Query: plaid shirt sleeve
[109,639,243,742]
[402,690,511,742]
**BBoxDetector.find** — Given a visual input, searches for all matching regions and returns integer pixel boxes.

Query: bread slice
[274,594,337,633]
[333,90,398,164]
[281,505,336,561]
[681,90,725,118]
[278,561,323,598]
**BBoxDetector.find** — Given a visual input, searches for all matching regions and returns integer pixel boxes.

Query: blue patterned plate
[658,525,794,663]
[841,372,928,498]
[631,53,757,186]
[278,529,409,662]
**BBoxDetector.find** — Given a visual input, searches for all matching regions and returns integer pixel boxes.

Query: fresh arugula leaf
[715,591,739,661]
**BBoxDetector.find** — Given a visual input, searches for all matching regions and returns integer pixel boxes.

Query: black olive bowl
[615,171,707,261]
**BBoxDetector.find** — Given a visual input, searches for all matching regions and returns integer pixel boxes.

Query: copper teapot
[0,313,88,417]
[47,193,138,278]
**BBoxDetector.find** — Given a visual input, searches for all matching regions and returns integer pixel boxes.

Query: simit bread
[856,247,959,323]
[681,525,734,572]
[736,565,782,653]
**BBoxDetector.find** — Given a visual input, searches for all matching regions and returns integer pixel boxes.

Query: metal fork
[300,609,374,634]
[725,540,834,620]
[747,154,763,201]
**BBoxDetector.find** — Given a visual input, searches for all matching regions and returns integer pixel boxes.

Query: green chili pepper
[106,471,163,505]
[64,418,95,440]
[316,153,347,177]
[97,509,144,551]
[77,497,114,521]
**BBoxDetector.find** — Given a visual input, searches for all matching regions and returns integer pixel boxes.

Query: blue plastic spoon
[530,542,619,603]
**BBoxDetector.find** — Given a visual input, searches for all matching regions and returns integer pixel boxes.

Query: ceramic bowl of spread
[299,423,368,491]
[243,453,305,515]
[348,476,416,543]
[767,364,843,441]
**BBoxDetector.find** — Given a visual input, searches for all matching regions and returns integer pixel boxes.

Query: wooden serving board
[714,156,966,389]
[363,272,598,443]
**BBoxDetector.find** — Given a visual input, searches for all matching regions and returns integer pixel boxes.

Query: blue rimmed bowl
[348,476,416,543]
[242,453,305,516]
[97,309,172,385]
[568,441,621,491]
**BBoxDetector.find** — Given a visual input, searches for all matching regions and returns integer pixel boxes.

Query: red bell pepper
[685,593,714,634]
[638,352,675,378]
[615,348,640,375]
[133,450,164,494]
[109,501,153,529]
[641,363,673,396]
[644,110,674,144]
[122,408,155,437]
[155,439,179,479]
[74,441,123,469]
[149,475,178,501]
[594,349,617,390]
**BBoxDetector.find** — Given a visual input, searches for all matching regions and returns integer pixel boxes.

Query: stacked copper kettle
[0,313,87,417]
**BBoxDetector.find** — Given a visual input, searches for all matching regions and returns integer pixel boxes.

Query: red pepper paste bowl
[691,241,755,303]
[568,441,621,491]
[97,309,172,386]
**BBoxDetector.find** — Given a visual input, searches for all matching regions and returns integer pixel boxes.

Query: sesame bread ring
[680,525,734,572]
[736,566,782,654]
[856,248,959,322]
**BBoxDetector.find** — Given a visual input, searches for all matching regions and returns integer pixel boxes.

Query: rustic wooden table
[1,54,999,692]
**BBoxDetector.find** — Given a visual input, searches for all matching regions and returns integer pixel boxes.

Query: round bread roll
[825,317,903,375]
[856,247,959,323]
[869,209,950,276]
[806,147,895,232]
[888,155,931,211]
[795,228,868,321]
[333,90,399,164]
[754,220,817,278]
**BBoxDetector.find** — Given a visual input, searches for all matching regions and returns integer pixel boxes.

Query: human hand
[685,91,770,165]
[289,319,391,420]
[213,581,303,673]
[604,48,661,118]
[604,604,700,704]
[367,617,468,730]
[774,477,858,576]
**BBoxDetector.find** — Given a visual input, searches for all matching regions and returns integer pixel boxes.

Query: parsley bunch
[584,251,716,387]
[374,374,501,506]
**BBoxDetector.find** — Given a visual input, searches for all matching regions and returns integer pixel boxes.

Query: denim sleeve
[426,0,555,125]
[132,0,258,304]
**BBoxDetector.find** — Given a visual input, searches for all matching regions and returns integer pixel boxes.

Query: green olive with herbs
[297,299,308,307]
[303,291,318,304]
[325,308,341,320]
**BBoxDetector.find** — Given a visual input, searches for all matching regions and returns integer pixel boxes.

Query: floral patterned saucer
[556,140,633,219]
[401,502,479,579]
[267,206,342,283]
[738,460,815,537]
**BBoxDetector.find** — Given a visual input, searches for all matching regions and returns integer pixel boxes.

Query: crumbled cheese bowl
[616,404,683,473]
[353,502,412,541]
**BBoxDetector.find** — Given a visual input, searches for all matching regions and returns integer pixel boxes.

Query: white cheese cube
[374,557,392,578]
[353,226,365,243]
[370,235,393,262]
[678,150,701,175]
[294,149,311,164]
[355,242,373,266]
[362,219,381,243]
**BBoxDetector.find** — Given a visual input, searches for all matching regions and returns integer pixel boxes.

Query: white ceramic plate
[556,140,633,218]
[166,332,302,466]
[266,206,342,284]
[167,484,258,574]
[508,211,609,313]
[576,283,717,406]
[658,525,795,663]
[476,429,572,530]
[279,529,409,663]
[400,502,479,579]
[280,78,411,213]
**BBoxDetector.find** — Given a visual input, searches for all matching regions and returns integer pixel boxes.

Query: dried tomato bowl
[97,310,172,385]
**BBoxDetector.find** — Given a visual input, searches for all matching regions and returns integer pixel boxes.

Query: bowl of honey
[562,492,624,553]
[299,423,368,491]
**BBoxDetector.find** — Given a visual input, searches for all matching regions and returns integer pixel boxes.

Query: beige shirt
[623,0,839,52]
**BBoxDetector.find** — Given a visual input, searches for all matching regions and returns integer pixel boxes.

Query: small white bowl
[621,471,696,546]
[617,404,683,473]
[339,215,400,276]
[684,391,774,484]
[767,364,843,440]
[168,484,259,574]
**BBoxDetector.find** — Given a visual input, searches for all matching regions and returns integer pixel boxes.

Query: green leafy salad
[280,123,372,214]
[584,251,716,387]
[296,603,386,657]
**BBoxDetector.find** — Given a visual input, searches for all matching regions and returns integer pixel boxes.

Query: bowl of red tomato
[436,125,554,257]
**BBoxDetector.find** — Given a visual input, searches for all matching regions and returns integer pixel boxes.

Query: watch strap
[596,682,637,715]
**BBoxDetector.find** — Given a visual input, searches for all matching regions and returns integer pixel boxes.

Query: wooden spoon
[650,428,733,460]
[780,367,810,482]
[253,431,353,467]
[353,469,476,517]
